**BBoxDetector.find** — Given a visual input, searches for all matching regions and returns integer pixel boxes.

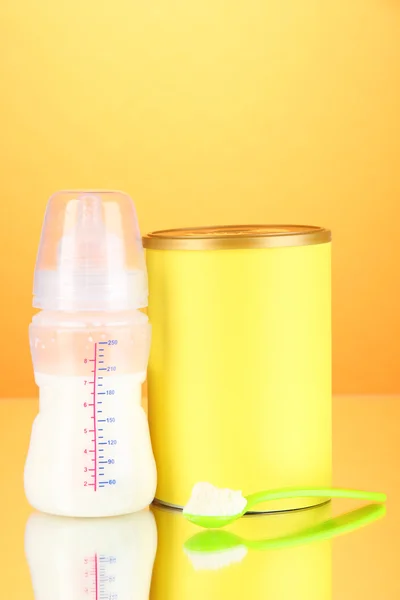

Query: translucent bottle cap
[33,191,148,311]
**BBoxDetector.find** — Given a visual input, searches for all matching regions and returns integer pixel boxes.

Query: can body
[146,227,331,512]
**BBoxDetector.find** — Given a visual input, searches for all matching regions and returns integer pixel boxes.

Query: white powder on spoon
[183,482,247,517]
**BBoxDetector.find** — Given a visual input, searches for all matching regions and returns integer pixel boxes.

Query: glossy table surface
[1,396,398,599]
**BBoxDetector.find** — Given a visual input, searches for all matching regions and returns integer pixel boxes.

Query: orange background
[0,0,399,397]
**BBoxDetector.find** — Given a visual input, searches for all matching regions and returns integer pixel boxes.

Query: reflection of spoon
[184,503,385,570]
[183,486,386,529]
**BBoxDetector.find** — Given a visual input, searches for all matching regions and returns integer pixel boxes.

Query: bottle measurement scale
[85,553,118,600]
[84,339,119,492]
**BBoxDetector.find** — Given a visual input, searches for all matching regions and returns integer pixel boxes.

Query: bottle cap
[33,191,148,311]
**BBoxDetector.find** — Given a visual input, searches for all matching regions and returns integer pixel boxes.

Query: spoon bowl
[183,511,246,529]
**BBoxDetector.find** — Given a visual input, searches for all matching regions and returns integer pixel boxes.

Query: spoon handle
[245,487,387,511]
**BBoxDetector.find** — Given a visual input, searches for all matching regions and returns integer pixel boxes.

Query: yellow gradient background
[0,0,399,397]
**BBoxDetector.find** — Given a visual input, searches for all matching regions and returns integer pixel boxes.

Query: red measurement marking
[94,553,99,600]
[93,342,97,492]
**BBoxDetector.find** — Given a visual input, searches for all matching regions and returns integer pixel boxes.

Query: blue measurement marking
[95,333,115,498]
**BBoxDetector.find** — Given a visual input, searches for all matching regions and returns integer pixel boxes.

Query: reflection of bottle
[24,191,156,517]
[25,510,157,600]
[150,504,332,599]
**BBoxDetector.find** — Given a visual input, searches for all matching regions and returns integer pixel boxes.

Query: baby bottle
[24,191,157,517]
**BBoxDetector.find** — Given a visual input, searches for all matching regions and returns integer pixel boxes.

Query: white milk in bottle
[24,191,157,517]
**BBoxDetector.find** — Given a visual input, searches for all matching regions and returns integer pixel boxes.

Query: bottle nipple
[57,194,125,274]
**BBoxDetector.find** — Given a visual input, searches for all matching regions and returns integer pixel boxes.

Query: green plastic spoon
[183,487,387,529]
[184,503,386,558]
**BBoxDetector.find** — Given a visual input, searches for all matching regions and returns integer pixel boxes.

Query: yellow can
[143,225,331,512]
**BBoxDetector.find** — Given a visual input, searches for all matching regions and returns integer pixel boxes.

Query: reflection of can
[143,226,332,512]
[150,503,332,599]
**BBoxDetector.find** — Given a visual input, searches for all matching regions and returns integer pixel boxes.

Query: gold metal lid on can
[143,225,331,250]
